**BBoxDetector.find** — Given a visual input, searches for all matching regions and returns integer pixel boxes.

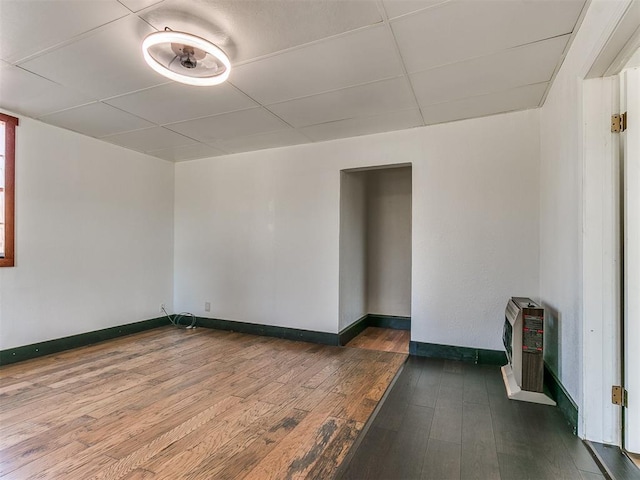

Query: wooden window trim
[1,113,18,267]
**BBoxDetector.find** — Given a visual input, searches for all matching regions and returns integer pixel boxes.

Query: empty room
[1,0,639,478]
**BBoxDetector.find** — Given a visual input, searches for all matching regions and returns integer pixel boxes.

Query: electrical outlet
[205,302,211,312]
[160,303,165,313]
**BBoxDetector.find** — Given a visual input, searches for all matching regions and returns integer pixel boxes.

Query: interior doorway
[581,3,639,460]
[581,48,640,476]
[338,164,412,355]
[620,63,640,457]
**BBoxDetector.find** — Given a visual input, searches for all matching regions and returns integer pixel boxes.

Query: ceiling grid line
[0,0,588,162]
[375,0,428,126]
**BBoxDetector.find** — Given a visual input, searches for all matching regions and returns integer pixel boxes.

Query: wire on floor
[161,306,197,329]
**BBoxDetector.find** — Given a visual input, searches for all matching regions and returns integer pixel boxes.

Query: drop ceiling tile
[118,0,165,13]
[392,0,585,73]
[147,142,226,162]
[230,24,403,105]
[0,0,129,62]
[382,0,451,20]
[299,109,424,143]
[102,126,197,152]
[267,76,418,128]
[421,83,548,125]
[165,108,289,143]
[140,0,382,63]
[215,129,310,154]
[0,64,92,118]
[105,82,257,124]
[39,102,154,138]
[19,16,165,99]
[411,35,569,108]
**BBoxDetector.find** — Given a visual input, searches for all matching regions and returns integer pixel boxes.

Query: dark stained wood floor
[346,327,410,354]
[589,442,640,480]
[338,355,606,480]
[0,327,406,479]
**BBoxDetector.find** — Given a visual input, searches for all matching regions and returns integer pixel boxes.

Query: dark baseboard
[338,313,411,346]
[409,341,507,365]
[544,364,579,433]
[1,313,406,366]
[367,314,411,331]
[0,317,168,366]
[196,317,340,346]
[198,313,411,348]
[338,315,370,345]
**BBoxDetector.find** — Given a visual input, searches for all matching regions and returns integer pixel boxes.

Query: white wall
[626,46,640,69]
[0,115,174,350]
[538,0,631,428]
[175,108,539,349]
[339,171,367,330]
[411,112,540,350]
[366,167,412,317]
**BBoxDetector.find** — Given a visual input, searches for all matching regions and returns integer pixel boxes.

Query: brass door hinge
[612,385,628,407]
[611,113,627,133]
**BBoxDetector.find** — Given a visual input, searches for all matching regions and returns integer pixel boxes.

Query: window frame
[0,113,18,267]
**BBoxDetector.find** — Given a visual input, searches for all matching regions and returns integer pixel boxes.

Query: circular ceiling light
[142,29,231,86]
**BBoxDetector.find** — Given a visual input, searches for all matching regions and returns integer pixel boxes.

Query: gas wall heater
[501,297,556,405]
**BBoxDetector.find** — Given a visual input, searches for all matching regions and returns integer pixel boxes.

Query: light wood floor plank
[3,440,88,479]
[242,404,346,480]
[121,468,157,480]
[345,326,410,354]
[306,419,363,479]
[0,327,406,479]
[0,415,94,474]
[96,397,264,480]
[149,398,307,478]
[184,408,309,480]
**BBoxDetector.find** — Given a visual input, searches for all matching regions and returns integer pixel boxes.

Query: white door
[622,65,640,454]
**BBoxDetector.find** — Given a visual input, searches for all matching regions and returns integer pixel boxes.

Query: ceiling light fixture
[142,28,231,86]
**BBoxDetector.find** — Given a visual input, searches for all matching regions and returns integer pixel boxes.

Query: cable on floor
[161,306,197,329]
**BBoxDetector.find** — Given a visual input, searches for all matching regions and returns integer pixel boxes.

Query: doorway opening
[583,32,640,473]
[338,164,412,355]
[620,62,640,461]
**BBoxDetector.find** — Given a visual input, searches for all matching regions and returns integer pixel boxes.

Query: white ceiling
[0,0,587,162]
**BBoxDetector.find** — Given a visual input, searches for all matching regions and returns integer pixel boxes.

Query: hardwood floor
[338,355,606,480]
[0,327,406,479]
[1,328,608,480]
[588,442,640,480]
[346,327,410,354]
